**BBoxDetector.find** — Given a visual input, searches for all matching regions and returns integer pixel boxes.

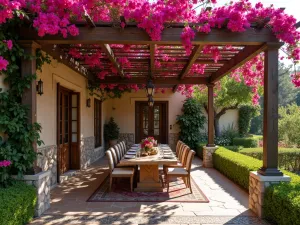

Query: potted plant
[104,117,120,147]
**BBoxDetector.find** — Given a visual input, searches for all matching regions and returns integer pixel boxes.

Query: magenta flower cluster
[0,160,11,168]
[0,0,299,100]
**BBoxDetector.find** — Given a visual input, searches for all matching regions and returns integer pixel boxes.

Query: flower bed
[0,181,36,225]
[239,147,300,172]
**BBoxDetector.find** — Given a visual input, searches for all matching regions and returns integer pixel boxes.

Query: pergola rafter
[210,44,269,83]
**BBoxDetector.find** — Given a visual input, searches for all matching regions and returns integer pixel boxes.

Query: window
[94,98,102,147]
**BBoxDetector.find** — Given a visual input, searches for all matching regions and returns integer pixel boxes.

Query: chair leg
[189,176,192,193]
[167,175,170,192]
[130,176,133,192]
[109,176,113,192]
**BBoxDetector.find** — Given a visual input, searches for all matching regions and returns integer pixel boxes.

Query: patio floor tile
[30,157,270,225]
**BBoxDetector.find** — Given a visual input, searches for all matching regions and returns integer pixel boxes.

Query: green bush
[279,104,300,147]
[177,98,206,149]
[213,147,300,225]
[232,137,261,148]
[238,105,259,137]
[0,181,36,225]
[264,172,300,225]
[195,142,206,159]
[240,148,300,172]
[213,147,262,190]
[224,145,243,152]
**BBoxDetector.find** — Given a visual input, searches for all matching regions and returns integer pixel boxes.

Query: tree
[194,76,257,137]
[176,98,206,149]
[278,63,300,107]
[278,104,300,147]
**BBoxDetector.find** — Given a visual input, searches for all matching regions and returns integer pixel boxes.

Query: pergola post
[20,41,40,133]
[249,43,290,218]
[203,83,218,167]
[258,43,283,176]
[207,83,215,147]
[19,41,52,217]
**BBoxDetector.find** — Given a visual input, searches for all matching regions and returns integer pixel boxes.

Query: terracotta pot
[109,139,118,147]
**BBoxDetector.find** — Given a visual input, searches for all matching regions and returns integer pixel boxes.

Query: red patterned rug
[87,176,209,203]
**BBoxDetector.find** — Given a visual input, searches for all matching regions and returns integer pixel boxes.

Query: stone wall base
[203,146,218,168]
[249,171,290,218]
[22,171,51,217]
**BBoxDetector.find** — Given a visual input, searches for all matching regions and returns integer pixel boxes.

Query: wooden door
[135,101,168,144]
[57,84,81,179]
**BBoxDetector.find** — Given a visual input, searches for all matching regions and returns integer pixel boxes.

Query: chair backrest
[110,147,118,166]
[178,144,187,161]
[106,150,115,171]
[114,144,122,161]
[121,141,127,154]
[181,146,190,167]
[176,141,183,156]
[185,150,195,172]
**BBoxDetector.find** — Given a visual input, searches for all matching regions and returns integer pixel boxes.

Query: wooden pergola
[19,20,284,176]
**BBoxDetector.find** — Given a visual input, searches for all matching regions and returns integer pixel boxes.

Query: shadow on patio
[30,157,270,225]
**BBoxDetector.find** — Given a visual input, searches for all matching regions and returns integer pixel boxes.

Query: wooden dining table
[119,145,178,192]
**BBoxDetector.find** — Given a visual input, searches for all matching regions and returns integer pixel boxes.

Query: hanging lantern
[146,79,155,96]
[148,95,154,107]
[36,79,44,96]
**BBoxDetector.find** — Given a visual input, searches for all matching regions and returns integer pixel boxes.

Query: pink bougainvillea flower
[3,40,13,50]
[0,56,9,71]
[0,160,12,167]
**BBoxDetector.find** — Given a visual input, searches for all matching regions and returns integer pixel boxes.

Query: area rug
[87,176,209,203]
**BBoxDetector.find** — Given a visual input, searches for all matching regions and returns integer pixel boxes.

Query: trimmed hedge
[232,136,261,148]
[195,142,206,159]
[264,172,300,225]
[213,147,262,190]
[213,147,300,225]
[0,181,36,225]
[224,145,243,152]
[240,147,300,172]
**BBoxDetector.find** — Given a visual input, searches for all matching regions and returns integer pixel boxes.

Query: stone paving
[30,157,270,225]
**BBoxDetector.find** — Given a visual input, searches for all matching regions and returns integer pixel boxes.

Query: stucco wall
[202,109,239,133]
[36,57,108,147]
[104,90,239,144]
[104,90,186,138]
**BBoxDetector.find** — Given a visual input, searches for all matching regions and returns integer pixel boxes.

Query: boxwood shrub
[213,147,300,225]
[213,147,262,190]
[0,181,36,225]
[240,147,300,172]
[232,137,260,148]
[264,171,300,225]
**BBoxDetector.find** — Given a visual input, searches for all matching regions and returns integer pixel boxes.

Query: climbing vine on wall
[0,17,50,186]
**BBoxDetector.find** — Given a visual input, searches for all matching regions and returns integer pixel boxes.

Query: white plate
[125,155,136,159]
[126,152,136,155]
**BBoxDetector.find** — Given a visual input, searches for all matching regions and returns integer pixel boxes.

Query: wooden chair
[121,141,127,155]
[166,150,195,193]
[178,144,187,162]
[163,145,190,174]
[109,147,119,167]
[175,140,183,156]
[113,144,123,161]
[106,150,135,192]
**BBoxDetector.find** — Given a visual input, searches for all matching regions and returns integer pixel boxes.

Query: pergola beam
[296,21,300,28]
[210,44,268,83]
[97,77,208,85]
[100,44,125,77]
[19,26,279,45]
[41,44,94,81]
